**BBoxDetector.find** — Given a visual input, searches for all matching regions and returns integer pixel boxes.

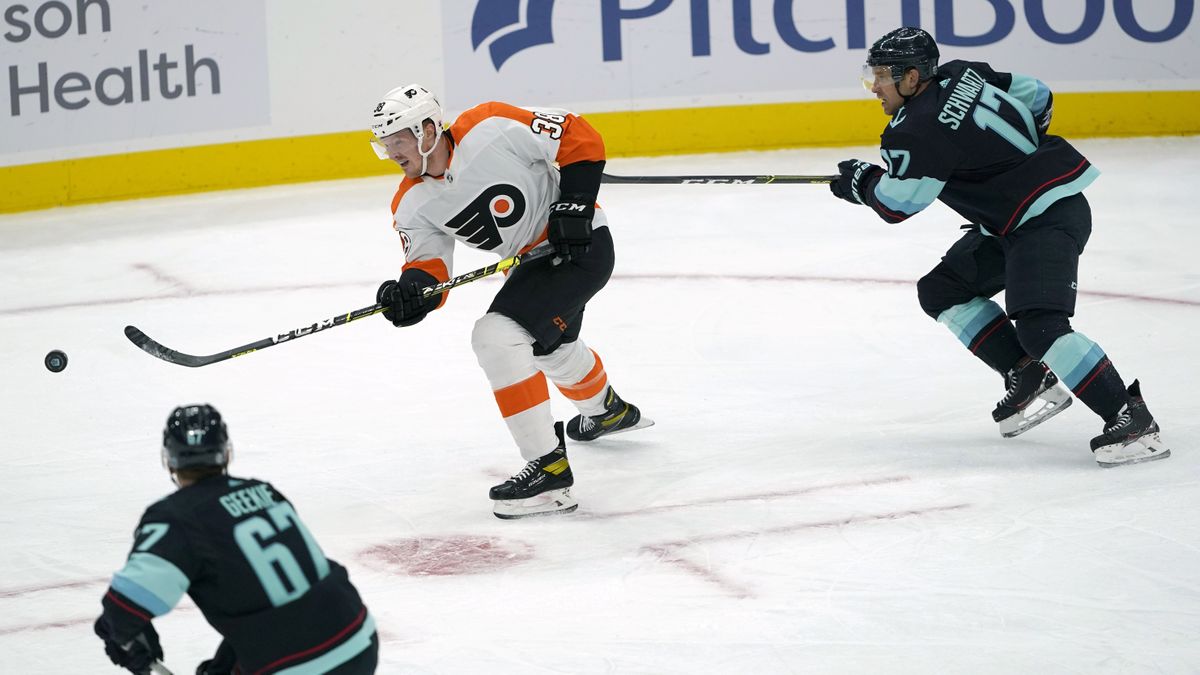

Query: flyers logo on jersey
[445,184,527,250]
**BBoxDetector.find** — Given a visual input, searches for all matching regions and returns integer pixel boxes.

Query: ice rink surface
[2,137,1198,673]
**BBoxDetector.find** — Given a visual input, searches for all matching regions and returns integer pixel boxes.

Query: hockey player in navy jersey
[830,27,1169,467]
[368,84,651,518]
[94,405,378,674]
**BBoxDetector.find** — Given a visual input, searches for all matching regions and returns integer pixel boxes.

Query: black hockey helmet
[162,404,231,470]
[866,27,939,84]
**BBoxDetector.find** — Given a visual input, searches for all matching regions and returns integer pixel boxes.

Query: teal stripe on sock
[1042,332,1106,389]
[937,298,1005,348]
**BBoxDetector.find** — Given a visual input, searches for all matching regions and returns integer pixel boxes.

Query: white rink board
[442,0,1200,112]
[2,0,269,154]
[3,0,1197,166]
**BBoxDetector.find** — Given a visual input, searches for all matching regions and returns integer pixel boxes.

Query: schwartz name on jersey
[98,476,374,674]
[859,59,1099,235]
[389,101,607,309]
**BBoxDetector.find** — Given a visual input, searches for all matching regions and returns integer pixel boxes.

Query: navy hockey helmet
[162,404,231,471]
[865,27,940,86]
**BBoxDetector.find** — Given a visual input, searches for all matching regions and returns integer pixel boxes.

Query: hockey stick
[125,244,555,368]
[601,172,836,185]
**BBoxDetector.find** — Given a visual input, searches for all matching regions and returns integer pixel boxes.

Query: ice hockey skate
[1091,380,1170,468]
[566,387,654,442]
[490,422,578,519]
[993,357,1072,438]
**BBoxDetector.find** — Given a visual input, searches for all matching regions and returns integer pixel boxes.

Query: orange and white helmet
[369,84,444,171]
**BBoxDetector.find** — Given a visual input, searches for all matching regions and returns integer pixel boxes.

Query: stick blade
[124,325,211,368]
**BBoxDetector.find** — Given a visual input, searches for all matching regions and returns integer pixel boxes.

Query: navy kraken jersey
[860,59,1099,235]
[98,475,374,674]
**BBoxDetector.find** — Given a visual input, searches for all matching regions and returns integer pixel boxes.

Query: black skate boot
[1090,380,1170,468]
[566,387,653,442]
[992,356,1072,438]
[490,422,578,519]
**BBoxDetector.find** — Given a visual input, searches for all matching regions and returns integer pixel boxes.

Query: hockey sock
[936,297,1026,373]
[1040,332,1129,420]
[534,340,610,417]
[472,313,558,460]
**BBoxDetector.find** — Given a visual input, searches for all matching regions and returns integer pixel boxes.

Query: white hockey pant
[472,313,612,460]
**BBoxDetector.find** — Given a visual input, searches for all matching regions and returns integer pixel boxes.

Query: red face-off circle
[357,536,534,576]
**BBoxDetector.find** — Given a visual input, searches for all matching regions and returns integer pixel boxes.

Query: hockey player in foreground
[94,405,378,674]
[829,27,1169,467]
[369,85,651,518]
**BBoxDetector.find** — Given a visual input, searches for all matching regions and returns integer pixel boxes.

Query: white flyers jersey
[389,101,606,287]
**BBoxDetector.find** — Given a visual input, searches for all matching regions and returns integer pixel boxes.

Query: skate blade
[571,417,656,443]
[493,488,578,519]
[1000,388,1072,438]
[1096,433,1172,468]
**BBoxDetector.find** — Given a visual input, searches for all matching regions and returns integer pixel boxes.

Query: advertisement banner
[2,0,269,154]
[441,0,1199,113]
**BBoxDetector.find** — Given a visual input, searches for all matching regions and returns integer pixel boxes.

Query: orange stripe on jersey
[401,257,449,281]
[556,350,608,401]
[390,177,422,216]
[448,102,605,167]
[401,257,450,310]
[494,372,550,418]
[554,113,605,166]
[450,101,533,142]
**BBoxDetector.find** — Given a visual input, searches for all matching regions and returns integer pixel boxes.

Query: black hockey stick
[601,172,836,185]
[125,244,555,368]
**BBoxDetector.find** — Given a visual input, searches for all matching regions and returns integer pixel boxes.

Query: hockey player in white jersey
[369,84,652,519]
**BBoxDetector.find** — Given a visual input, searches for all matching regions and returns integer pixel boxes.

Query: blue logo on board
[471,0,556,70]
[462,0,1194,71]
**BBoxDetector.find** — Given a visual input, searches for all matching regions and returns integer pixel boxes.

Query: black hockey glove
[95,618,163,674]
[195,639,237,674]
[830,159,883,205]
[376,267,439,327]
[1035,91,1054,136]
[547,194,594,263]
[196,660,233,675]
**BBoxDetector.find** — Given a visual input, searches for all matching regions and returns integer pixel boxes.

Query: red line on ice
[0,616,92,636]
[582,475,911,521]
[131,263,196,293]
[642,544,755,599]
[643,503,971,597]
[0,577,108,599]
[654,503,971,549]
[0,605,196,637]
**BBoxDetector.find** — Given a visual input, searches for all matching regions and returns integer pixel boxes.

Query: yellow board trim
[3,90,1197,214]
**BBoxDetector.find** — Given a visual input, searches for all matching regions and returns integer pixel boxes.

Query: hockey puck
[44,350,68,373]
